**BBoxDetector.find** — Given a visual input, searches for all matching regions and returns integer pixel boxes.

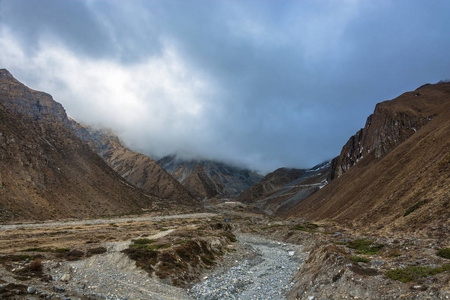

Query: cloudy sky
[1,0,449,173]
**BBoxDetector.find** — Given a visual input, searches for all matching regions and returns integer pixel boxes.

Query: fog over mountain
[1,0,449,172]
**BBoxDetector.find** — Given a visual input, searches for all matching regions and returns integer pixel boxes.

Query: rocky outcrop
[329,86,437,180]
[158,155,263,200]
[0,69,69,124]
[68,123,200,207]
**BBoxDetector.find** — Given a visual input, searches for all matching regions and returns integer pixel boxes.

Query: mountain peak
[0,69,14,79]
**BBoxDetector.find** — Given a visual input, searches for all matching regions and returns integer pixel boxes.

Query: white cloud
[0,29,214,158]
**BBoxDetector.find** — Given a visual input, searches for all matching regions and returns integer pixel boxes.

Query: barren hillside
[238,162,329,215]
[0,69,167,221]
[287,82,450,237]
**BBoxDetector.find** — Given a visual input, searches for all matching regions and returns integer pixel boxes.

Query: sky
[1,0,449,173]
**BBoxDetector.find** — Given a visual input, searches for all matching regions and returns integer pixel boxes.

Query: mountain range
[0,68,448,237]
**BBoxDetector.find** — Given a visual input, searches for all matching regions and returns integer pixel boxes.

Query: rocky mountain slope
[0,69,164,221]
[238,162,329,215]
[68,124,199,207]
[287,82,450,237]
[157,155,263,200]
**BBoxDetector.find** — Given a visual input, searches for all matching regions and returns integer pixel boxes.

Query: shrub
[437,248,450,259]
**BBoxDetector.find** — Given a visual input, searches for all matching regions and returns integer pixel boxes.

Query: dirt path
[0,213,218,231]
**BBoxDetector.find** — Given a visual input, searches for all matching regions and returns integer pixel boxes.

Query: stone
[27,286,36,294]
[60,273,71,282]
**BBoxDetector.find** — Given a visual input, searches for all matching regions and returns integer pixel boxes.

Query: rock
[27,286,36,294]
[54,286,65,293]
[288,251,295,256]
[61,273,71,282]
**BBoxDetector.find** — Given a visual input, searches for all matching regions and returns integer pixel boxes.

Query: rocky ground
[0,210,449,299]
[188,234,306,299]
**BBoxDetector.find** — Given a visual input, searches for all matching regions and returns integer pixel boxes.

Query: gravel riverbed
[45,233,306,300]
[189,234,307,300]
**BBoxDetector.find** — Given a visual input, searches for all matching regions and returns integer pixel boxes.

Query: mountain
[68,124,199,207]
[238,162,329,215]
[157,155,263,200]
[0,69,165,221]
[286,82,450,237]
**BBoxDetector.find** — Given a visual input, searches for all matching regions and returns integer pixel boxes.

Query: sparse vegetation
[291,223,320,232]
[200,255,215,265]
[437,248,450,259]
[222,231,237,242]
[333,241,347,245]
[132,238,156,245]
[346,238,385,255]
[385,264,450,283]
[350,256,371,263]
[403,201,425,217]
[261,224,288,230]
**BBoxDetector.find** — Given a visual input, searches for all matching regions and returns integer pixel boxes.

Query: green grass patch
[437,248,450,259]
[333,241,347,245]
[261,224,288,230]
[385,264,450,283]
[350,256,371,263]
[291,223,320,232]
[403,201,425,217]
[347,238,385,255]
[54,248,70,252]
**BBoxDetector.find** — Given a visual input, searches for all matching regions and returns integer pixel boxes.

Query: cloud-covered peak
[1,0,449,173]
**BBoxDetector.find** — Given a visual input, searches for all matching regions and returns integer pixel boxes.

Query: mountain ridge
[158,155,263,200]
[286,81,450,237]
[0,69,166,221]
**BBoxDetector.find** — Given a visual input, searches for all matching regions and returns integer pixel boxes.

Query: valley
[0,69,449,299]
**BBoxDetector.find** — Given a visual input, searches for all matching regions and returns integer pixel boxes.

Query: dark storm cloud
[1,0,449,172]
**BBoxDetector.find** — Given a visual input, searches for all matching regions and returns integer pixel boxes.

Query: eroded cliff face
[329,86,437,180]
